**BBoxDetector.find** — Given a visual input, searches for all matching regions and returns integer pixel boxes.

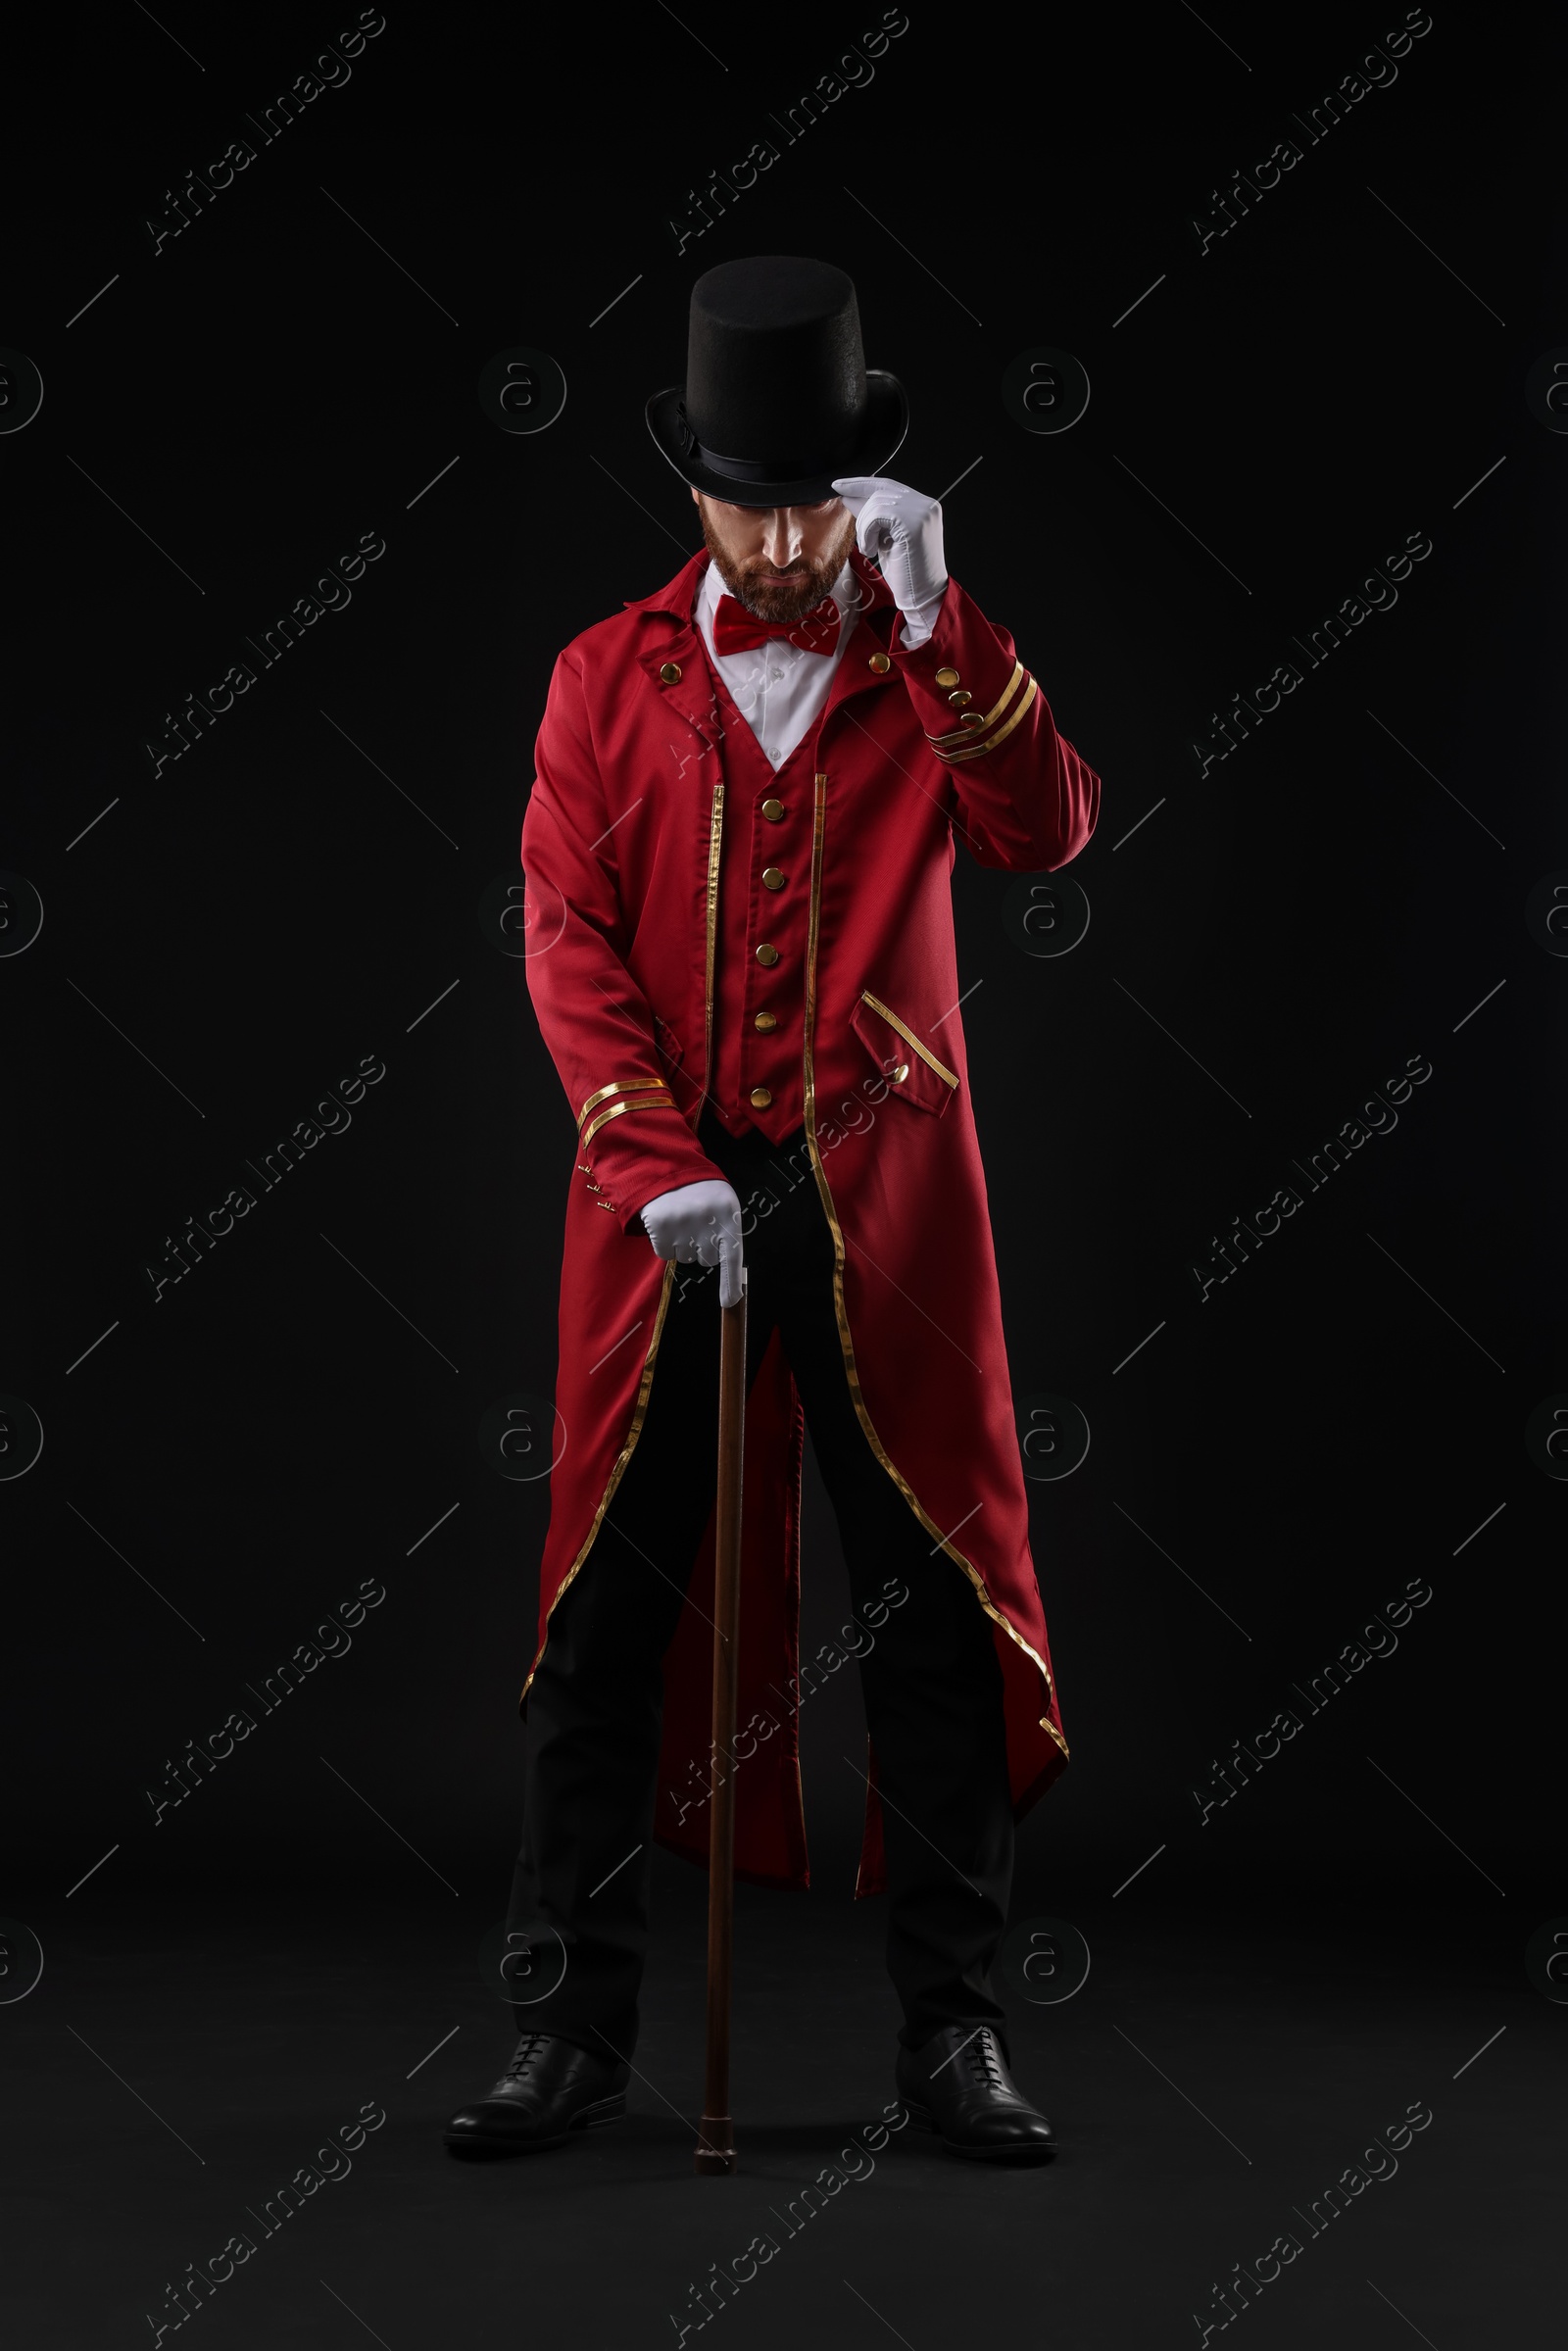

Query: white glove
[639,1178,745,1309]
[831,475,948,645]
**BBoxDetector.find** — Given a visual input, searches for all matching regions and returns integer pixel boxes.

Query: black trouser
[504,1112,1013,2059]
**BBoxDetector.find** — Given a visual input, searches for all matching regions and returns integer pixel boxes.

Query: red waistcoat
[519,545,1102,1893]
[703,629,836,1144]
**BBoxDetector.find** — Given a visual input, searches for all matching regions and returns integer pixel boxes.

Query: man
[444,256,1101,2164]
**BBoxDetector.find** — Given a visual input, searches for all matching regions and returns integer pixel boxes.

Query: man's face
[694,489,858,623]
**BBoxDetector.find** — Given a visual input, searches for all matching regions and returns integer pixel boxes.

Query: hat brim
[644,372,908,508]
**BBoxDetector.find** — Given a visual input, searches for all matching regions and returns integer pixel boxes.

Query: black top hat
[646,256,908,509]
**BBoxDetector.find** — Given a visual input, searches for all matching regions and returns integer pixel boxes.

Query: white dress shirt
[695,558,937,770]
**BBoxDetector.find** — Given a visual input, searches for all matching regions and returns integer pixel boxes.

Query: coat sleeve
[522,648,725,1233]
[889,574,1102,870]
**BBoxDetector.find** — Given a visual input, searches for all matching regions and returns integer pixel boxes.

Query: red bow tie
[711,592,842,659]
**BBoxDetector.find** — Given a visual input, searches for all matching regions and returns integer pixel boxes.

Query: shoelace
[959,2030,1009,2092]
[503,2031,553,2081]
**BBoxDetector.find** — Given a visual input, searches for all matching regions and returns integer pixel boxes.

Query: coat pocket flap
[851,991,958,1117]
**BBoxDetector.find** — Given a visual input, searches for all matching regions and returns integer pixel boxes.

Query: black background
[3,3,1564,2336]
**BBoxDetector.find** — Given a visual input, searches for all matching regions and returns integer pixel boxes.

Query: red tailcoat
[519,545,1101,1894]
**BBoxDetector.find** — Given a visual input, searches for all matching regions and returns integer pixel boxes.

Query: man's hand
[832,475,948,635]
[639,1179,745,1309]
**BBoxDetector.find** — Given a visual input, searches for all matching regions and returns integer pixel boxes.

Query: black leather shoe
[896,2025,1055,2162]
[443,2031,629,2157]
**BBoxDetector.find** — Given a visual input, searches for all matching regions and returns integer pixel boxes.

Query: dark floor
[6,1871,1560,2348]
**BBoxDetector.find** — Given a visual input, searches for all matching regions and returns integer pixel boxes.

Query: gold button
[761,798,785,822]
[761,866,785,891]
[749,1086,772,1109]
[867,652,891,674]
[947,689,972,708]
[935,666,960,688]
[959,711,985,729]
[754,1012,778,1033]
[890,1062,910,1085]
[659,661,681,685]
[755,943,779,966]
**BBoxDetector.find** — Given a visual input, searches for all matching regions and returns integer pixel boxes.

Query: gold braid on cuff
[576,1076,671,1131]
[942,674,1039,762]
[580,1091,674,1148]
[925,660,1026,752]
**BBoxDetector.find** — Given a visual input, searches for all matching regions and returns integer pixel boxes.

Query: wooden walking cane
[695,1261,747,2175]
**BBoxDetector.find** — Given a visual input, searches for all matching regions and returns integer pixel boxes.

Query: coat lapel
[628,552,729,751]
[819,550,903,734]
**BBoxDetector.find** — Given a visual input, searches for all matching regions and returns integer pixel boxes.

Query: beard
[699,501,859,623]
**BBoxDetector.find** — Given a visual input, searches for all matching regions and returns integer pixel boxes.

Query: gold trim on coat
[519,1261,676,1704]
[523,776,727,1712]
[925,660,1025,749]
[859,990,959,1090]
[943,674,1040,762]
[803,773,1062,1740]
[523,770,728,1711]
[577,1076,670,1130]
[581,1091,673,1149]
[703,781,725,1094]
